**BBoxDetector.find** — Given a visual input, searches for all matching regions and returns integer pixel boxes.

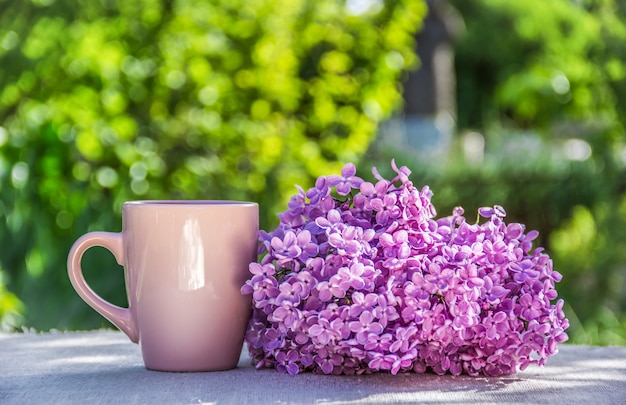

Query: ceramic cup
[67,201,258,372]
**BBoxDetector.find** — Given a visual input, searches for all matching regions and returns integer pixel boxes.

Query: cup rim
[123,200,258,207]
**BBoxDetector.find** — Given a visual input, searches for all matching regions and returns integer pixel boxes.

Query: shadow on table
[46,348,623,405]
[2,332,625,404]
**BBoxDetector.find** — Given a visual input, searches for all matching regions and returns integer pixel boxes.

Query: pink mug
[67,201,258,372]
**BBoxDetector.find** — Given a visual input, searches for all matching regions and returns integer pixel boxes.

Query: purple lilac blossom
[241,160,570,376]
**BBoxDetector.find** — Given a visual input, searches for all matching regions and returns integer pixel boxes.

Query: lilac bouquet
[242,161,569,376]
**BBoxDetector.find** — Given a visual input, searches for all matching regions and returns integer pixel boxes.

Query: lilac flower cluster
[241,161,569,376]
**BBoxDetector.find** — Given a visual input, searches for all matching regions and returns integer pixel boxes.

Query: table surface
[1,330,625,405]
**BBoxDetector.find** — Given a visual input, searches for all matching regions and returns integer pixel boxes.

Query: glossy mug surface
[67,201,258,372]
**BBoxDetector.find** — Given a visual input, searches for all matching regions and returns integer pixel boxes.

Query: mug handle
[67,232,138,343]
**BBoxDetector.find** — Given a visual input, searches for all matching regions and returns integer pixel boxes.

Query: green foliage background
[1,0,625,346]
[0,0,426,330]
[444,0,626,345]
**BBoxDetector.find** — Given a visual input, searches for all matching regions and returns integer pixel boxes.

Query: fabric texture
[1,330,625,404]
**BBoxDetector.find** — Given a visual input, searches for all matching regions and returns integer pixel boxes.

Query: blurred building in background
[380,0,462,163]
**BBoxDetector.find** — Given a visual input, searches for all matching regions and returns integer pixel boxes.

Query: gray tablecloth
[1,330,625,404]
